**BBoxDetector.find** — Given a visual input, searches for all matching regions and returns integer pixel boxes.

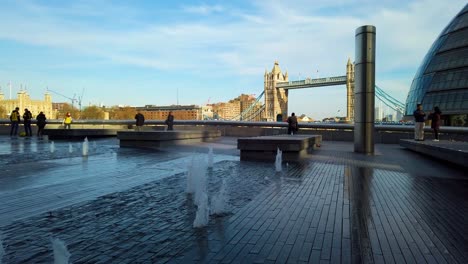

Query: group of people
[134,111,174,131]
[9,107,48,138]
[9,108,73,138]
[413,104,442,141]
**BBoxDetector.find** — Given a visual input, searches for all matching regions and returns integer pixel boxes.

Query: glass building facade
[405,4,468,126]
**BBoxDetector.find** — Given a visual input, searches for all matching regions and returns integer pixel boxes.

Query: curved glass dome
[405,4,468,125]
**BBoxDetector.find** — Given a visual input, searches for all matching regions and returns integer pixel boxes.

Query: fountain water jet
[186,156,208,205]
[211,179,229,215]
[193,192,209,228]
[68,143,73,154]
[50,141,55,153]
[82,137,89,156]
[51,238,71,264]
[207,147,214,168]
[275,148,282,172]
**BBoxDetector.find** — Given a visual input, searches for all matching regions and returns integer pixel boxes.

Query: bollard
[354,25,376,154]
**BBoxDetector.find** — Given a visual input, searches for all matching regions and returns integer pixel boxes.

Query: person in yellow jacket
[10,107,21,137]
[63,112,72,129]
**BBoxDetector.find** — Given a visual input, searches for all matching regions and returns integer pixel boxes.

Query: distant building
[297,114,314,123]
[136,105,202,120]
[395,110,403,121]
[375,106,383,121]
[52,102,68,112]
[0,90,55,119]
[213,101,240,120]
[201,105,214,120]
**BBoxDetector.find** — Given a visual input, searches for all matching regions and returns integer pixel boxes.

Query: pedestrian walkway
[0,136,466,263]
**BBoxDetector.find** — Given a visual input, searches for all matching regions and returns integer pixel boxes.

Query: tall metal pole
[354,25,376,154]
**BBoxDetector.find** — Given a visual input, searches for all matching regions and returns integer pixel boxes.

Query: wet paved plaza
[0,136,467,263]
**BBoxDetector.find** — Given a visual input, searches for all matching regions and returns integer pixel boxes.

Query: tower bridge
[263,59,355,122]
[231,60,403,123]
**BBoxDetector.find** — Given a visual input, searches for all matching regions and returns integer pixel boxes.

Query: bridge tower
[346,58,355,121]
[264,61,289,121]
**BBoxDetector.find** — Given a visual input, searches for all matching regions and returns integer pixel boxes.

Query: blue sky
[0,0,465,119]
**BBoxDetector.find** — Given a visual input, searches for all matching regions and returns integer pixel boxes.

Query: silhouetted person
[9,107,20,137]
[287,112,298,135]
[165,111,174,131]
[413,103,425,141]
[135,112,145,131]
[23,108,32,137]
[36,111,47,138]
[428,106,442,141]
[63,112,72,129]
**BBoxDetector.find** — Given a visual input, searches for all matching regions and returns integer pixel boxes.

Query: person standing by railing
[36,111,47,138]
[134,111,145,131]
[165,111,174,131]
[413,103,426,141]
[63,112,72,129]
[23,108,33,137]
[287,112,298,135]
[9,107,21,137]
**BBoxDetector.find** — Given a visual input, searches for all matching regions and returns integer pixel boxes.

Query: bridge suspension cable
[230,91,265,121]
[240,104,266,121]
[374,85,405,118]
[375,85,405,109]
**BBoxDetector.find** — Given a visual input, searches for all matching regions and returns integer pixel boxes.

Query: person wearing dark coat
[36,111,47,138]
[287,112,298,135]
[23,108,33,137]
[135,112,145,131]
[428,106,442,141]
[165,111,174,131]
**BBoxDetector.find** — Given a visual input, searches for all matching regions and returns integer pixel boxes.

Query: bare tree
[80,105,105,120]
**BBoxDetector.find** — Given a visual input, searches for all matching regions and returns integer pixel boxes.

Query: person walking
[36,111,47,138]
[165,111,174,131]
[63,112,72,129]
[287,112,298,135]
[413,103,426,141]
[23,108,33,137]
[9,107,21,137]
[135,111,145,131]
[428,106,442,141]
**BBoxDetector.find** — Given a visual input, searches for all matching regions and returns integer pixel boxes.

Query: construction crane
[46,88,84,112]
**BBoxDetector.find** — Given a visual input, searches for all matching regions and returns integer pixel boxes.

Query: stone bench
[117,130,221,148]
[399,139,468,168]
[237,134,322,161]
[44,129,120,140]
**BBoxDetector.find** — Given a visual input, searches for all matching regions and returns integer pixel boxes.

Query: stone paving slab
[0,136,467,263]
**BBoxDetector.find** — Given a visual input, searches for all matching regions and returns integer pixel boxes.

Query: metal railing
[2,118,467,145]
